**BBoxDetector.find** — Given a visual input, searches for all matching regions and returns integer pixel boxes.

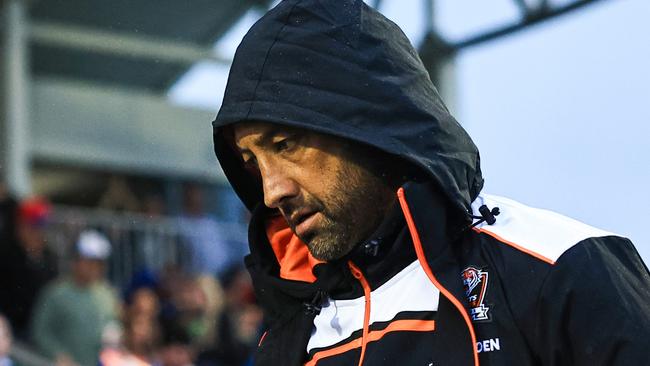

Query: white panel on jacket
[307,260,440,353]
[472,194,617,264]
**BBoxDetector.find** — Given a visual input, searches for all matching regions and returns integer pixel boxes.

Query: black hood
[212,0,483,218]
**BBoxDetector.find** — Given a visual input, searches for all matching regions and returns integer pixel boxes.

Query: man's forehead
[232,121,276,142]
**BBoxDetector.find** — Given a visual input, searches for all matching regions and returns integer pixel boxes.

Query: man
[0,197,57,338]
[211,0,650,365]
[177,183,233,276]
[31,230,119,366]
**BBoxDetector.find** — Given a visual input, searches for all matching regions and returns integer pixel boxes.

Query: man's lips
[291,211,319,238]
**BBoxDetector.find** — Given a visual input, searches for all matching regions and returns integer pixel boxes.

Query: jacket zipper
[347,261,371,366]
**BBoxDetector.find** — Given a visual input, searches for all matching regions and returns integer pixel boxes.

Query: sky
[456,0,650,262]
[168,0,650,262]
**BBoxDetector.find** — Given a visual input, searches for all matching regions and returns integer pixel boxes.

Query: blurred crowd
[0,182,262,366]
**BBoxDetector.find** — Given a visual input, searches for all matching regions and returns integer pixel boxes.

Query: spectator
[124,270,160,321]
[99,318,152,366]
[98,283,160,366]
[98,176,140,212]
[100,345,150,366]
[157,268,222,355]
[0,314,13,366]
[177,184,231,276]
[135,198,182,271]
[156,320,195,366]
[0,197,57,338]
[197,266,261,366]
[141,194,166,218]
[168,275,208,345]
[122,313,159,364]
[192,275,224,351]
[31,230,120,366]
[127,287,160,322]
[119,274,163,365]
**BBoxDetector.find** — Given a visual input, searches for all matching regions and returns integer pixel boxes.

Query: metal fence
[46,205,248,287]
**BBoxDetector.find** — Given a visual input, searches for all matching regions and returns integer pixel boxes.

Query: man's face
[73,258,105,286]
[233,122,395,261]
[17,222,46,256]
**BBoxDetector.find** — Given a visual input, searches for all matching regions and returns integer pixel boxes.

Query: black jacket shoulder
[535,236,650,365]
[469,194,650,364]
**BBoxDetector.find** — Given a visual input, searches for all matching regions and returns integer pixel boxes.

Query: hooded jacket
[212,0,650,365]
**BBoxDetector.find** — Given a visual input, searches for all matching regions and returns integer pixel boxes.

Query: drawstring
[304,289,327,315]
[470,205,500,228]
[452,204,500,243]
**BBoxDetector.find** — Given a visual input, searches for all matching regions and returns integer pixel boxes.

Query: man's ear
[219,124,263,181]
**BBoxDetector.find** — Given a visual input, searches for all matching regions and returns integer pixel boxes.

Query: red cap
[18,197,51,227]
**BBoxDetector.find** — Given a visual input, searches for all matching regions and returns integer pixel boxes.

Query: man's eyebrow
[237,126,286,151]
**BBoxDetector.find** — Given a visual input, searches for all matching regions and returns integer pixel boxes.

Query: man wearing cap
[31,230,119,366]
[211,0,650,365]
[0,197,57,338]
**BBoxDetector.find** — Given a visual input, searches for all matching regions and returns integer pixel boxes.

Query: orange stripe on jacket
[305,319,436,366]
[472,227,555,265]
[347,262,372,366]
[397,188,480,366]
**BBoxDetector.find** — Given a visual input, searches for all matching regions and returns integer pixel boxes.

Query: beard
[281,158,395,261]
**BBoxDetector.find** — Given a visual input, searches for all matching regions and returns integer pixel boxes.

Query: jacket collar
[247,181,479,366]
[246,199,415,305]
[398,180,470,310]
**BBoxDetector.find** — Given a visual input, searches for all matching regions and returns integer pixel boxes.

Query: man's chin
[305,237,352,262]
[291,221,355,261]
[307,247,339,262]
[292,231,331,260]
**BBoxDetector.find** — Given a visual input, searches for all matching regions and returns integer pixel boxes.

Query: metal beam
[452,0,607,50]
[424,0,435,34]
[1,0,32,197]
[29,21,232,66]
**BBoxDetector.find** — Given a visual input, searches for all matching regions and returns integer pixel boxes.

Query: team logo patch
[461,266,491,322]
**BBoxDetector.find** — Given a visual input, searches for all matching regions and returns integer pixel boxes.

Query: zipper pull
[350,266,363,279]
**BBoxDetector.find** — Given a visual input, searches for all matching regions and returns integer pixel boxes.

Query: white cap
[76,230,111,260]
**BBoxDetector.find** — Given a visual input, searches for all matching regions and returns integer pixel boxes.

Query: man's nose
[260,165,299,209]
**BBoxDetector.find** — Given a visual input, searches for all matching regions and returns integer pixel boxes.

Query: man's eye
[274,137,296,152]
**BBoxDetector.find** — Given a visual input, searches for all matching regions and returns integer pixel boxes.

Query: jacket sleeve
[534,236,650,365]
